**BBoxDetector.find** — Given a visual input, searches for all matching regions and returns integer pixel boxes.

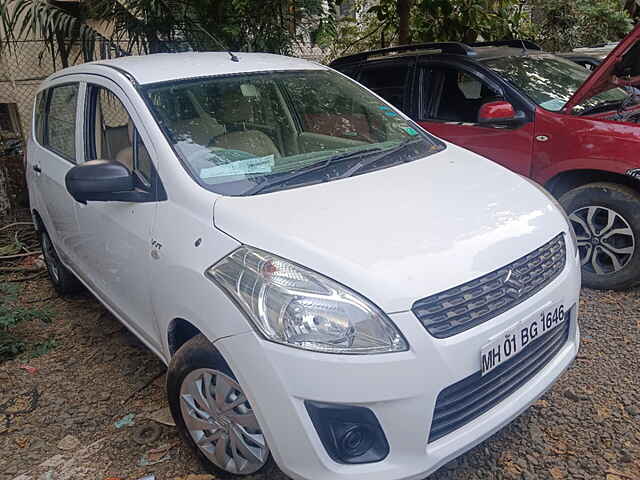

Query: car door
[28,81,83,268]
[73,77,164,350]
[416,61,536,176]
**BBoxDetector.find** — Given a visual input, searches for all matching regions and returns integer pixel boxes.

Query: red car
[330,26,640,290]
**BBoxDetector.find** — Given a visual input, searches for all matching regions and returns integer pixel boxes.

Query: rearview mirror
[478,100,526,127]
[65,160,138,203]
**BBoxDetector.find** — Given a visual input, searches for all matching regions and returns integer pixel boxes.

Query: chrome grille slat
[413,234,566,338]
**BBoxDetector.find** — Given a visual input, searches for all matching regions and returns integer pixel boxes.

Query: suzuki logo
[503,269,525,298]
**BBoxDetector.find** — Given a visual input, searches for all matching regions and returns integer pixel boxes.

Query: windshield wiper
[335,139,430,180]
[242,147,382,195]
[579,99,624,116]
[616,89,640,118]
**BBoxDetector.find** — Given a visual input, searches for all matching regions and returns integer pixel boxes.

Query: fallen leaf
[14,436,29,448]
[144,406,175,427]
[606,469,637,480]
[550,467,565,479]
[148,444,172,461]
[57,434,80,451]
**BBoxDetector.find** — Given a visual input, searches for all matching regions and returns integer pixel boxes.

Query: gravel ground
[0,276,638,480]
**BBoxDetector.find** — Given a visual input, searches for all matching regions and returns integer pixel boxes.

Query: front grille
[412,234,566,339]
[428,315,571,443]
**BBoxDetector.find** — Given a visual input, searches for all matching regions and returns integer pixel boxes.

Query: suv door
[28,81,83,268]
[416,61,535,176]
[73,78,163,350]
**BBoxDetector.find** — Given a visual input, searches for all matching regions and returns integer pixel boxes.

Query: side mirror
[65,160,137,203]
[478,100,526,126]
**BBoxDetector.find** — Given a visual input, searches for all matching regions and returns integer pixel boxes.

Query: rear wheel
[559,182,640,290]
[40,229,83,294]
[167,334,274,477]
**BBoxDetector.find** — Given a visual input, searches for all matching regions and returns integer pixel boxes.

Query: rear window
[42,84,79,161]
[358,64,410,109]
[33,91,46,144]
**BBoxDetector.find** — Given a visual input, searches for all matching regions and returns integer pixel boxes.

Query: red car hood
[564,23,640,113]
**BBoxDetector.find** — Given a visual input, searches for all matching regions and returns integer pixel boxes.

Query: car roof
[330,41,548,67]
[49,52,327,86]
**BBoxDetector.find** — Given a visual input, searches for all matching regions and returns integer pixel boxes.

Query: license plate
[481,303,567,376]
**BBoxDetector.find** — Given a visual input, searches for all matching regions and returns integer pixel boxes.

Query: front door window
[87,85,154,188]
[424,67,503,123]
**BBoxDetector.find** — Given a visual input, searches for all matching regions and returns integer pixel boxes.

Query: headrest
[220,89,253,124]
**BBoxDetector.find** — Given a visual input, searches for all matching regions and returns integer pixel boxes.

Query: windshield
[144,70,443,195]
[482,54,628,114]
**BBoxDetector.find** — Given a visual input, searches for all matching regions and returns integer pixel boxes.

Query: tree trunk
[398,0,411,45]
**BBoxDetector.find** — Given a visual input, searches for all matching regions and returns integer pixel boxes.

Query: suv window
[424,66,503,123]
[34,91,47,145]
[87,85,153,183]
[358,64,409,109]
[45,84,78,161]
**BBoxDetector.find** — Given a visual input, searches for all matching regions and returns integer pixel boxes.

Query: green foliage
[319,0,533,61]
[4,0,335,66]
[411,0,529,43]
[28,338,57,359]
[0,283,53,361]
[529,0,632,51]
[314,0,393,60]
[318,0,634,62]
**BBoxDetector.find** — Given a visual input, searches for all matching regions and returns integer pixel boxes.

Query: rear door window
[33,91,47,145]
[44,84,79,161]
[358,63,410,109]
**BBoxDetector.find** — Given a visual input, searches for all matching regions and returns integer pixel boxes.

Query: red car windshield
[482,54,629,114]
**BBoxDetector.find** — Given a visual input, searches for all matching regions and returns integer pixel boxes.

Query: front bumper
[214,251,581,480]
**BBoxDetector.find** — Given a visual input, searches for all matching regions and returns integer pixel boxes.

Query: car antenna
[194,23,239,62]
[520,39,528,55]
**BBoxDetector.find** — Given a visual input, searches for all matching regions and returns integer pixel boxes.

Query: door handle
[32,165,41,173]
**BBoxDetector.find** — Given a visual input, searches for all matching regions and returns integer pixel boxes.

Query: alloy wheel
[569,205,635,275]
[179,368,269,475]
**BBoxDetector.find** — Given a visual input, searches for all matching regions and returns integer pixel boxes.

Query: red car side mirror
[478,100,517,122]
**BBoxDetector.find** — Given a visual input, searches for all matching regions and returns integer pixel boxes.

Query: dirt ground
[1,274,639,480]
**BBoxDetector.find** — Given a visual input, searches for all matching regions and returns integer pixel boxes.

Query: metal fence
[0,39,152,139]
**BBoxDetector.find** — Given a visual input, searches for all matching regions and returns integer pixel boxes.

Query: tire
[167,334,274,478]
[40,229,83,294]
[559,182,640,290]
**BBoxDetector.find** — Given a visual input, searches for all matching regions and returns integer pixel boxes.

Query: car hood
[213,144,570,313]
[564,24,640,112]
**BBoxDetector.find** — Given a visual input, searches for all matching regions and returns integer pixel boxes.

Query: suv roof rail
[469,40,542,51]
[330,42,475,66]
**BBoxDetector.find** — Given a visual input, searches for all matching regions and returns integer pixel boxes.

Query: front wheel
[560,182,640,290]
[167,334,274,477]
[40,229,83,294]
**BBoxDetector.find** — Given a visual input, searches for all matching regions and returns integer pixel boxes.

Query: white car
[27,52,580,480]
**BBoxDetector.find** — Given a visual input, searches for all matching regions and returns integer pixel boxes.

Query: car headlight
[520,176,578,250]
[207,246,408,354]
